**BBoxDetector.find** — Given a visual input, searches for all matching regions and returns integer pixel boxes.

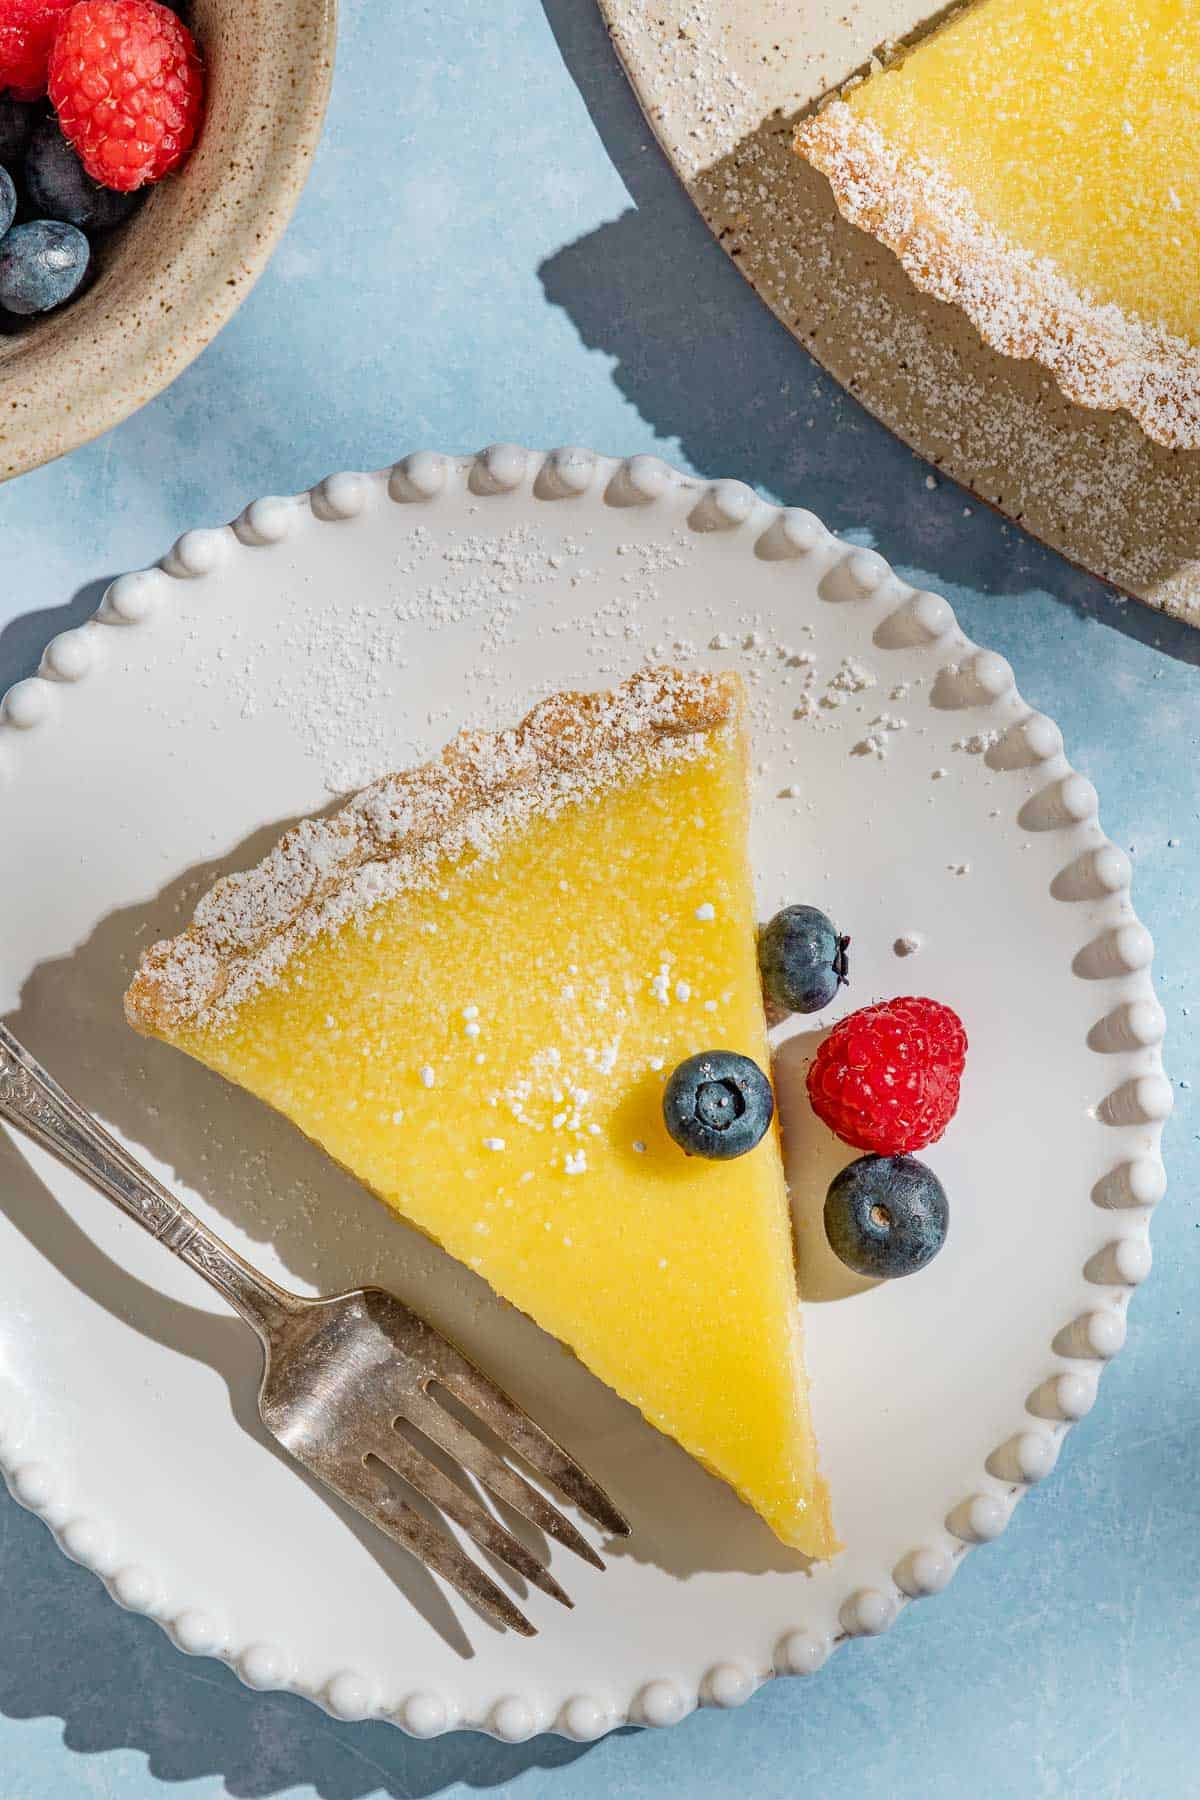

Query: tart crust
[126,668,739,1037]
[795,102,1200,451]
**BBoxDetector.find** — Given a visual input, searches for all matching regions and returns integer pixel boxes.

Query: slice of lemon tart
[794,0,1200,448]
[126,670,837,1558]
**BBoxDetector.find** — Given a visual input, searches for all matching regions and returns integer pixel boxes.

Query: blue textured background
[1,3,1196,1795]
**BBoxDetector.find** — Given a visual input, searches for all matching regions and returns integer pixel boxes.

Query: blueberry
[759,904,849,1014]
[824,1155,948,1279]
[23,119,140,233]
[663,1050,774,1159]
[0,220,90,315]
[0,165,15,240]
[0,96,40,165]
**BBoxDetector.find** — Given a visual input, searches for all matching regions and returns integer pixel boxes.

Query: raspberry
[0,0,75,100]
[806,996,967,1155]
[48,0,203,192]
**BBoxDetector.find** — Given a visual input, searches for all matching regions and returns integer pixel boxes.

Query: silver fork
[0,1023,628,1636]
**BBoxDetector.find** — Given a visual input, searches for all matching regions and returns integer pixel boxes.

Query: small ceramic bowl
[0,0,336,482]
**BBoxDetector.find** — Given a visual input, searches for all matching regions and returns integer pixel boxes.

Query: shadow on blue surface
[535,0,1200,670]
[0,1487,607,1796]
[0,577,116,690]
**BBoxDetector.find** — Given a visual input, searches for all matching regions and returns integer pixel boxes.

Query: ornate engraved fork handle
[0,1022,298,1341]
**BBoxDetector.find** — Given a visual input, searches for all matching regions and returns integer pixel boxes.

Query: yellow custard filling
[844,0,1200,344]
[128,674,837,1558]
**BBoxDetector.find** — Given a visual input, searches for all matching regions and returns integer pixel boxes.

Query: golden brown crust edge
[125,668,742,1039]
[795,103,1200,451]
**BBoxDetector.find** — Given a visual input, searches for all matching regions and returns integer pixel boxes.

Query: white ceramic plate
[0,447,1168,1740]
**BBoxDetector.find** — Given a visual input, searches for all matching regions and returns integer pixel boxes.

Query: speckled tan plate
[600,0,1200,626]
[0,0,336,483]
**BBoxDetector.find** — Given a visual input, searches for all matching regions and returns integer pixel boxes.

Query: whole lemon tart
[125,669,837,1560]
[794,0,1200,448]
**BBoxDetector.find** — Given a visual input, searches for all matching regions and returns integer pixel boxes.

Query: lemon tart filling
[126,670,837,1559]
[794,0,1200,447]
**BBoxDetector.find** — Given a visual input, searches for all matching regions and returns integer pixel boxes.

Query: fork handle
[0,1023,298,1342]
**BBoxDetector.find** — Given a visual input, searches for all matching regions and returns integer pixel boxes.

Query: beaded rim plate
[0,447,1168,1740]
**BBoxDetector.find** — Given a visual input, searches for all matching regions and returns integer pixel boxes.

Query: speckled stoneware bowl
[0,0,336,482]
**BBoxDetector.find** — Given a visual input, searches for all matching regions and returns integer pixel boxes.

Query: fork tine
[372,1428,573,1610]
[422,1343,631,1540]
[312,1449,537,1636]
[401,1388,605,1571]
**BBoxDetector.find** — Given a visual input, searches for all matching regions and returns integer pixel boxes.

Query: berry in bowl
[0,0,202,319]
[0,0,334,479]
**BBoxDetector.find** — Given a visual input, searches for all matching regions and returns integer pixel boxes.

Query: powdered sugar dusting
[796,103,1200,450]
[395,524,598,641]
[126,670,738,1035]
[216,524,631,794]
[953,730,1000,756]
[609,0,757,178]
[245,601,411,796]
[853,712,909,760]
